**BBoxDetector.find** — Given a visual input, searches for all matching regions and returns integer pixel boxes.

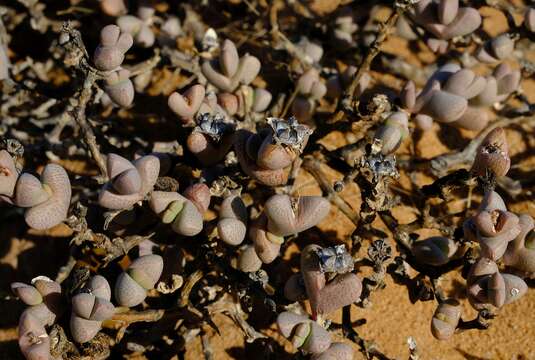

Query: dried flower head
[472,127,510,178]
[315,244,354,274]
[267,116,313,152]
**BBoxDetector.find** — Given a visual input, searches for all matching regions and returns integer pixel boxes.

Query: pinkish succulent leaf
[14,173,51,208]
[24,164,71,230]
[238,245,262,272]
[431,299,461,340]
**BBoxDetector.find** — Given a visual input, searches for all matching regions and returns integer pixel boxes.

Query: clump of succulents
[0,150,72,230]
[408,0,482,53]
[326,65,370,100]
[284,244,361,318]
[291,68,327,124]
[12,277,63,360]
[93,25,135,107]
[98,153,160,210]
[476,34,515,64]
[373,111,410,155]
[239,194,331,272]
[277,311,354,359]
[401,63,520,131]
[217,194,248,246]
[117,4,156,48]
[70,275,115,343]
[114,254,164,307]
[169,41,271,123]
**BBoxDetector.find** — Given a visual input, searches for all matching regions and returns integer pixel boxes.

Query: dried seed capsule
[472,127,510,178]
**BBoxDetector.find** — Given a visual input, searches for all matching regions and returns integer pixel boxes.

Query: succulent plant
[18,311,52,360]
[464,191,521,260]
[326,66,370,99]
[474,63,521,107]
[295,37,324,65]
[104,69,134,107]
[235,117,312,186]
[186,113,236,166]
[503,214,535,276]
[276,311,354,358]
[149,191,204,236]
[93,24,133,71]
[114,254,164,307]
[158,16,182,46]
[99,0,127,16]
[70,275,115,343]
[168,84,207,124]
[117,5,156,48]
[0,150,19,202]
[99,153,160,210]
[16,164,71,230]
[525,7,535,32]
[291,68,327,123]
[431,299,461,340]
[0,39,9,80]
[466,257,527,310]
[183,183,211,214]
[11,277,63,327]
[331,8,358,48]
[276,311,332,354]
[264,194,330,237]
[471,127,510,178]
[240,194,331,270]
[201,39,261,92]
[237,244,262,272]
[401,64,520,131]
[217,194,247,245]
[293,244,361,318]
[409,0,482,47]
[373,111,409,155]
[411,236,459,266]
[311,343,354,360]
[476,34,515,64]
